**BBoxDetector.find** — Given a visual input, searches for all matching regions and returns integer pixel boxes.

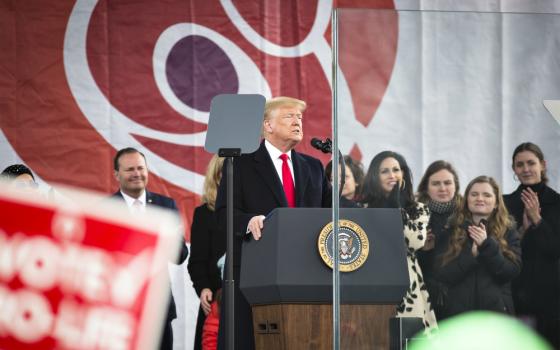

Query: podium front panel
[240,208,409,305]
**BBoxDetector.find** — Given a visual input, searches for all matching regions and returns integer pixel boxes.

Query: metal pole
[225,156,235,350]
[331,6,340,350]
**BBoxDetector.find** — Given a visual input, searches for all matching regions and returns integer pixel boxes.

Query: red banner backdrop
[0,0,396,240]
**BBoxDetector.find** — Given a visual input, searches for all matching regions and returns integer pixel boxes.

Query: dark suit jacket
[214,141,331,350]
[112,190,188,263]
[111,190,188,350]
[215,141,332,265]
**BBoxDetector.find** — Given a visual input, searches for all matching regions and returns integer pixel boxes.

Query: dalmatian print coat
[396,202,438,334]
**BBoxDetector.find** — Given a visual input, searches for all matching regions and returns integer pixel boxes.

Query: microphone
[311,137,344,199]
[310,137,323,150]
[310,138,332,154]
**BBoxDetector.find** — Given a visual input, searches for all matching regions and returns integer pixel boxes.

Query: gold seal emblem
[317,219,369,272]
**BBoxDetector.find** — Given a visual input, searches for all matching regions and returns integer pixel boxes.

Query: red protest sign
[0,184,181,350]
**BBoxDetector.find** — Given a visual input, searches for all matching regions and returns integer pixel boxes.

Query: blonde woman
[187,155,225,350]
[436,176,521,319]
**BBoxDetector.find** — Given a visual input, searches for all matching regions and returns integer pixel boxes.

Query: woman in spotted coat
[359,151,437,334]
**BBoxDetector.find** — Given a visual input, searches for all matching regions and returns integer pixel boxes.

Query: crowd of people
[190,96,558,349]
[329,142,559,347]
[2,96,559,350]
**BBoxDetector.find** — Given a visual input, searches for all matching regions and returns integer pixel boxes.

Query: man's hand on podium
[247,215,266,240]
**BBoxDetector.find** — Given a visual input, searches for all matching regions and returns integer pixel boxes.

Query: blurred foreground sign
[0,183,181,350]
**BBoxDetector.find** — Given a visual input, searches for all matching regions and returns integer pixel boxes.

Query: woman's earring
[513,173,519,182]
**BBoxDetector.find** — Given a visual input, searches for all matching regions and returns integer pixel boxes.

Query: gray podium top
[205,94,265,155]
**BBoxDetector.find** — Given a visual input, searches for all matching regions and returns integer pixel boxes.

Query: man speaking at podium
[215,96,331,350]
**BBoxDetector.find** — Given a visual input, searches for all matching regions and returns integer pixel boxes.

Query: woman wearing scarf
[416,160,462,320]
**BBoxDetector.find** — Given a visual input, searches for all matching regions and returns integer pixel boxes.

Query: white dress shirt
[246,141,296,234]
[264,140,295,186]
[120,190,147,214]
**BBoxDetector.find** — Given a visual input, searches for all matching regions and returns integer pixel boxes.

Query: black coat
[504,183,560,346]
[214,141,331,350]
[435,228,521,318]
[187,204,225,350]
[112,190,189,263]
[112,190,187,350]
[188,204,225,295]
[216,141,332,266]
[418,210,454,280]
[417,209,454,318]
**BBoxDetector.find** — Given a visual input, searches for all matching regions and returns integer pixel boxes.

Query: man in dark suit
[215,97,331,350]
[112,147,188,350]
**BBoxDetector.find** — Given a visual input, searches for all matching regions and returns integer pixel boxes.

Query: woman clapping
[436,176,521,318]
[504,142,560,348]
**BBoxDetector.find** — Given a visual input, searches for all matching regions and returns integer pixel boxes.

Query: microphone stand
[313,138,346,201]
[334,149,346,201]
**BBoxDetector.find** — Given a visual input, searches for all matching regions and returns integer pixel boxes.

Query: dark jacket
[112,190,187,350]
[339,196,360,208]
[111,190,189,263]
[435,228,521,318]
[504,184,560,318]
[188,204,225,296]
[417,209,454,318]
[215,141,332,266]
[187,204,225,350]
[214,141,331,350]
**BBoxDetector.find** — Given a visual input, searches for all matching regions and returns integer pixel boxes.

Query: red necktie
[279,154,295,207]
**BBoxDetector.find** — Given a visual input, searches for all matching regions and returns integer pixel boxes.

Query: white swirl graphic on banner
[153,23,271,124]
[221,0,364,149]
[64,0,270,194]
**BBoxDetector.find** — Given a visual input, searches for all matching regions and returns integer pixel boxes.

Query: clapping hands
[469,222,487,257]
[521,187,542,230]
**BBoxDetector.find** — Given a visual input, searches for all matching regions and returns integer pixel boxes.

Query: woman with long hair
[503,142,560,348]
[436,176,521,318]
[187,155,226,350]
[360,151,437,333]
[416,160,462,319]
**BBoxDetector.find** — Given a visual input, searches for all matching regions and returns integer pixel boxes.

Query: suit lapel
[146,191,155,207]
[112,191,124,201]
[253,143,288,207]
[292,150,310,207]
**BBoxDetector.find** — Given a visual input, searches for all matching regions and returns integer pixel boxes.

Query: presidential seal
[317,219,369,272]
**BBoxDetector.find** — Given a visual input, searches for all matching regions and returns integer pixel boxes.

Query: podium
[240,208,409,349]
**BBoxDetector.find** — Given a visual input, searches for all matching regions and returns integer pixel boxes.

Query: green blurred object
[408,311,552,350]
